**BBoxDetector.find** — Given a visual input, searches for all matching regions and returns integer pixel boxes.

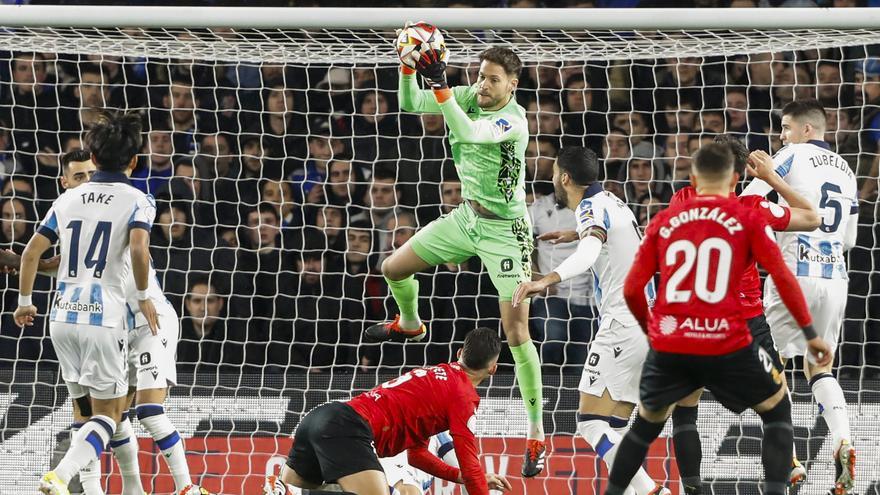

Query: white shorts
[764,277,848,360]
[128,311,179,390]
[379,451,431,493]
[51,322,129,400]
[578,318,650,404]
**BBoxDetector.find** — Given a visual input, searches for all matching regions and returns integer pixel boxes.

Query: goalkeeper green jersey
[399,72,529,219]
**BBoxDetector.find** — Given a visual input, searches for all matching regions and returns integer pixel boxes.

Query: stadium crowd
[0,37,878,378]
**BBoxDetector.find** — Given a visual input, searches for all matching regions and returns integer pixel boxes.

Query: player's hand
[513,280,548,307]
[486,473,512,492]
[806,337,833,367]
[746,150,777,182]
[537,230,578,244]
[138,298,161,336]
[415,45,448,89]
[13,305,37,327]
[38,255,61,274]
[0,248,20,274]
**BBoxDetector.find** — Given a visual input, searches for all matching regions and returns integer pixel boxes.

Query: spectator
[289,123,334,203]
[351,89,406,163]
[857,59,880,201]
[440,175,463,215]
[528,188,594,368]
[131,126,174,195]
[620,142,671,224]
[699,110,725,134]
[157,77,201,155]
[816,61,843,107]
[610,111,651,147]
[0,194,36,254]
[378,209,417,266]
[526,137,559,183]
[261,179,298,227]
[177,276,245,375]
[825,108,861,177]
[406,113,452,212]
[260,83,307,178]
[601,127,630,187]
[291,240,351,370]
[664,132,693,183]
[315,204,347,254]
[74,63,112,129]
[236,135,268,209]
[325,159,368,213]
[561,75,606,153]
[364,167,401,231]
[150,203,234,311]
[527,97,563,142]
[230,203,297,371]
[725,87,750,136]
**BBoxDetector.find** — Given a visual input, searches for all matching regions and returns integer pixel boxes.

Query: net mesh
[0,24,878,495]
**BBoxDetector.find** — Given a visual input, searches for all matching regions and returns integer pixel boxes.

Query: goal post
[0,6,878,495]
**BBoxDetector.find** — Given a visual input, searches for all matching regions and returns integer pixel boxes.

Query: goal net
[0,8,879,495]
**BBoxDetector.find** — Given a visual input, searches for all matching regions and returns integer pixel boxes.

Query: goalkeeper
[365,35,545,477]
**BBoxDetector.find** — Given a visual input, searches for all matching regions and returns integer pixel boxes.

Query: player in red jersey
[267,327,511,495]
[603,143,831,495]
[667,135,821,494]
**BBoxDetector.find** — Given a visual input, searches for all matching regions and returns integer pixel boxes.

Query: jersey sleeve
[746,211,812,328]
[398,70,442,113]
[129,193,156,232]
[575,198,608,243]
[407,441,461,483]
[623,218,660,331]
[438,97,525,145]
[742,146,797,197]
[36,203,60,244]
[740,195,791,231]
[448,398,488,495]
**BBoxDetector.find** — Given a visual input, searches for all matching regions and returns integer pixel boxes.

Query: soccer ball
[396,22,448,70]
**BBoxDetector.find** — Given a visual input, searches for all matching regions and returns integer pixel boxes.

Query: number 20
[665,238,732,303]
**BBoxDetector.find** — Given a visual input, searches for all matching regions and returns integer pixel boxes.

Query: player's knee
[380,256,402,281]
[757,393,791,425]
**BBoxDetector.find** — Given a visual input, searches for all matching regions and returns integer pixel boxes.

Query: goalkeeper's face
[476,61,518,110]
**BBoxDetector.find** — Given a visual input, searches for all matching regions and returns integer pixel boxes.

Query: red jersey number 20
[665,237,733,304]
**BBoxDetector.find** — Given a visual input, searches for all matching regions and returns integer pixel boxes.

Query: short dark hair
[60,149,91,174]
[713,134,749,177]
[460,327,502,371]
[479,47,522,79]
[85,110,143,172]
[187,274,216,294]
[693,142,734,180]
[252,202,280,223]
[556,146,599,186]
[781,99,826,129]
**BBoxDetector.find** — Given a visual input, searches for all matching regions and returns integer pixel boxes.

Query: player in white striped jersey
[741,99,858,495]
[513,147,666,495]
[14,111,160,495]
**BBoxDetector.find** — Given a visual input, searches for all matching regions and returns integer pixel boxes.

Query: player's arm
[513,234,603,307]
[749,214,831,365]
[447,406,511,494]
[741,147,795,197]
[13,232,53,328]
[434,89,524,144]
[622,223,660,334]
[406,440,461,483]
[130,194,159,334]
[0,249,60,277]
[399,66,443,114]
[746,150,820,231]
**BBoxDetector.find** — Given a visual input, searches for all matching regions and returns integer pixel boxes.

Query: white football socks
[110,413,144,495]
[578,415,656,495]
[136,403,192,491]
[54,415,115,483]
[810,373,852,453]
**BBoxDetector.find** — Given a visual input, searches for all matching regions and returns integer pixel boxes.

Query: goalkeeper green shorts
[408,202,533,302]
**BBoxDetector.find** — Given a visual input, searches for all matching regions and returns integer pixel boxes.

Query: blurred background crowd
[0,1,878,380]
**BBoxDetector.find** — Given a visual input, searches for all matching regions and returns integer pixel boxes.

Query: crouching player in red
[267,327,511,495]
[604,143,832,495]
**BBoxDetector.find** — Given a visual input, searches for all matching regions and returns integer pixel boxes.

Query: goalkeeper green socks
[386,275,422,330]
[510,341,545,439]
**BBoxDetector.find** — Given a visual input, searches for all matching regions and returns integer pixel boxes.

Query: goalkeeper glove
[415,48,448,89]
